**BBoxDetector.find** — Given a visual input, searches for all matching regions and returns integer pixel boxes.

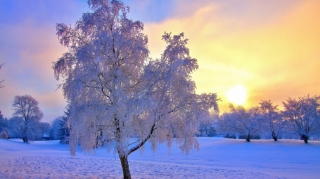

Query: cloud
[0,0,87,121]
[143,0,320,112]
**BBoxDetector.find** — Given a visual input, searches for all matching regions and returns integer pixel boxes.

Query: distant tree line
[2,94,319,144]
[204,95,320,143]
[0,95,70,144]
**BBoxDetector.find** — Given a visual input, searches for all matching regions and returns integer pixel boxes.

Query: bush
[224,134,236,139]
[0,130,8,139]
[239,135,260,140]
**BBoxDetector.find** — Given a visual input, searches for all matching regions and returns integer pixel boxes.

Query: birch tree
[53,0,218,178]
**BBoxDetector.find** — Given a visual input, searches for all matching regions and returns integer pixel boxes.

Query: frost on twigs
[53,0,219,178]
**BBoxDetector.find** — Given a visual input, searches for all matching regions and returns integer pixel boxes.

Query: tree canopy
[53,0,218,178]
[12,95,43,143]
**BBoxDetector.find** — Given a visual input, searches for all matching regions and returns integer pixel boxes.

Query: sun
[226,85,247,105]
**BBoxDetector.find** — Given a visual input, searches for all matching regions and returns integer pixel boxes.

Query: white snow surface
[0,138,319,179]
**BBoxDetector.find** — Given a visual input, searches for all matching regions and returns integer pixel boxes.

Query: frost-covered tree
[282,95,320,143]
[39,122,51,137]
[199,122,216,137]
[316,101,320,137]
[12,95,44,143]
[0,111,7,130]
[7,117,24,138]
[59,110,70,144]
[219,105,261,142]
[198,111,218,137]
[50,117,63,140]
[0,111,8,138]
[259,100,284,141]
[53,1,218,178]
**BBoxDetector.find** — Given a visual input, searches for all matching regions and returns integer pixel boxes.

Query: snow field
[0,138,319,179]
[0,156,279,179]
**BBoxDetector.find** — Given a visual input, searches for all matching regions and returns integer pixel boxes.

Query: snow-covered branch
[53,1,218,178]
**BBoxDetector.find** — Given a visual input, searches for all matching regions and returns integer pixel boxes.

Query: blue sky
[0,0,175,121]
[1,0,319,122]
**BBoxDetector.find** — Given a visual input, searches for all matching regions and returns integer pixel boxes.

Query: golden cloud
[144,0,320,112]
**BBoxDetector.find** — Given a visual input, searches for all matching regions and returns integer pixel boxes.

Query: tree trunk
[22,126,28,143]
[22,136,28,143]
[272,132,277,141]
[119,155,131,179]
[246,134,251,142]
[301,134,308,144]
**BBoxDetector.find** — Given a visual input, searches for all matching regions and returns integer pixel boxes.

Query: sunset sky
[0,0,319,122]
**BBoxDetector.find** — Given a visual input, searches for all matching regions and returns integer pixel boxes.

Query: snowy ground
[0,138,319,179]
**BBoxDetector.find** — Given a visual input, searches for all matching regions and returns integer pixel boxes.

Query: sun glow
[226,85,247,105]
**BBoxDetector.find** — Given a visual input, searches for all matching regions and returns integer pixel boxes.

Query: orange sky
[143,0,320,112]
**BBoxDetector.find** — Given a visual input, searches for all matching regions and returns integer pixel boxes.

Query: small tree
[316,101,320,138]
[7,117,24,138]
[39,122,51,139]
[59,110,70,144]
[53,1,218,178]
[12,95,44,143]
[50,117,63,140]
[219,104,261,142]
[259,100,284,141]
[0,111,8,138]
[198,111,218,137]
[282,95,320,143]
[0,111,8,131]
